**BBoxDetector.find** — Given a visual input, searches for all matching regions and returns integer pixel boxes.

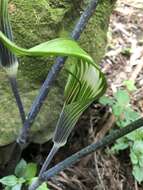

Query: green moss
[10,0,72,82]
[80,0,116,62]
[0,70,64,145]
[0,0,115,146]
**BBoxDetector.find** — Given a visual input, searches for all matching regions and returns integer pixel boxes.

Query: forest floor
[23,0,143,189]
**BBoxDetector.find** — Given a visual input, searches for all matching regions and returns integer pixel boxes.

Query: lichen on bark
[0,0,115,146]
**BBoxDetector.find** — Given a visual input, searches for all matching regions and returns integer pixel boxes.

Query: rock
[0,0,115,146]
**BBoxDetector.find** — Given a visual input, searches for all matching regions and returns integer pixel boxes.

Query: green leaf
[15,159,27,178]
[116,119,130,128]
[28,177,38,185]
[124,107,140,122]
[132,141,143,156]
[136,128,143,140]
[37,183,49,190]
[0,175,18,187]
[112,104,124,117]
[130,150,138,165]
[124,80,137,91]
[4,187,11,190]
[18,178,26,184]
[11,184,22,190]
[139,156,143,167]
[121,47,132,57]
[111,137,129,153]
[0,31,93,65]
[126,130,141,141]
[114,90,130,106]
[99,95,114,106]
[23,163,37,180]
[115,107,140,128]
[132,165,143,183]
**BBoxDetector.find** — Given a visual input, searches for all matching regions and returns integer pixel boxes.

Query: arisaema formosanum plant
[0,0,106,175]
[0,0,25,123]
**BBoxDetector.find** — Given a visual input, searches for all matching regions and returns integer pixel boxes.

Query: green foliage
[22,163,37,181]
[100,88,143,183]
[0,176,18,187]
[114,90,130,105]
[14,159,27,178]
[121,47,132,57]
[124,80,137,92]
[132,165,143,184]
[110,137,129,153]
[99,95,114,106]
[0,159,49,190]
[37,182,49,190]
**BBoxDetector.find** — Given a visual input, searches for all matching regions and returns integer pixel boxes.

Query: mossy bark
[0,0,115,148]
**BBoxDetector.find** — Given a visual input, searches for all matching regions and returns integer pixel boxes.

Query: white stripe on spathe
[4,60,18,77]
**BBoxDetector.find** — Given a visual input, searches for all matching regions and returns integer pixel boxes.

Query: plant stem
[4,77,25,174]
[39,145,59,177]
[9,77,25,124]
[29,117,143,190]
[18,0,99,144]
[71,0,99,39]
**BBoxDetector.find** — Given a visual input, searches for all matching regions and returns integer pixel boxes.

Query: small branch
[36,117,143,186]
[18,0,99,144]
[9,77,25,124]
[94,152,105,190]
[71,0,99,39]
[95,114,115,142]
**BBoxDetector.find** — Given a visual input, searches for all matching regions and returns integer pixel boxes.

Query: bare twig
[95,114,116,142]
[94,152,105,190]
[129,56,143,81]
[135,180,139,190]
[90,115,105,190]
